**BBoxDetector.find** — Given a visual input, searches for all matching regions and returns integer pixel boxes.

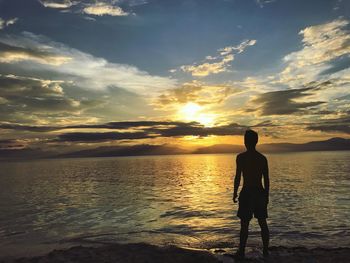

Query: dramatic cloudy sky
[0,0,349,153]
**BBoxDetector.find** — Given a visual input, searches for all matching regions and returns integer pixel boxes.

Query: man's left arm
[233,155,242,203]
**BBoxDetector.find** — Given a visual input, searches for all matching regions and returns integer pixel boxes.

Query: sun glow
[178,102,216,127]
[181,102,201,116]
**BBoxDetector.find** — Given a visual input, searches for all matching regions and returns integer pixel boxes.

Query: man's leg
[258,218,269,256]
[238,219,250,255]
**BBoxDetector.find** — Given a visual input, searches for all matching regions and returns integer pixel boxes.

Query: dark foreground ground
[1,243,350,263]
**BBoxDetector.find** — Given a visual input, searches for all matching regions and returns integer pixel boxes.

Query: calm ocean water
[0,152,350,256]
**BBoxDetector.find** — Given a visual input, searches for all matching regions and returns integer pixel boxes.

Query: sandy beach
[2,243,350,263]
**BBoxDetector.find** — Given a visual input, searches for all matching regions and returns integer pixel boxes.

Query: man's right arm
[263,157,270,204]
[233,155,242,203]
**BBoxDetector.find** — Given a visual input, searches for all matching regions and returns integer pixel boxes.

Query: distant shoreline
[1,137,350,161]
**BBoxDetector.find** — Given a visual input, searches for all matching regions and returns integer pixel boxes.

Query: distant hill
[1,138,349,160]
[193,144,245,154]
[195,137,350,154]
[260,137,350,152]
[0,148,53,160]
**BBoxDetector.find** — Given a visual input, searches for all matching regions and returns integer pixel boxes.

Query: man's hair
[244,129,258,147]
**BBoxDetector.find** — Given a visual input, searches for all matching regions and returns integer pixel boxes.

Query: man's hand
[233,192,238,203]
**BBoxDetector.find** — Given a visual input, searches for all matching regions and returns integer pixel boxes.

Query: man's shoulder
[236,151,267,161]
[256,151,268,161]
[236,152,248,162]
[236,152,246,158]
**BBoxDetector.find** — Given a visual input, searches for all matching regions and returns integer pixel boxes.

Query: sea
[0,151,349,257]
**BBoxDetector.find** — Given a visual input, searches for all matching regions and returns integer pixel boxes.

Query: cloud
[58,131,150,142]
[180,39,256,77]
[0,123,59,132]
[0,32,176,94]
[0,17,18,30]
[307,115,350,134]
[336,94,350,100]
[235,19,350,129]
[233,19,350,107]
[0,120,247,142]
[319,56,350,76]
[333,0,345,11]
[278,19,350,86]
[300,20,349,63]
[256,0,276,8]
[39,1,130,16]
[0,121,185,132]
[219,40,257,55]
[0,74,154,126]
[38,0,77,9]
[127,0,148,7]
[0,139,26,150]
[0,41,72,65]
[0,74,99,123]
[5,18,18,27]
[55,121,247,142]
[156,81,241,107]
[82,2,129,16]
[0,74,64,97]
[180,58,232,77]
[308,124,350,134]
[251,86,325,115]
[153,122,246,138]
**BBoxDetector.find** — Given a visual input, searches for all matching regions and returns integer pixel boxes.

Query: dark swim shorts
[237,188,268,220]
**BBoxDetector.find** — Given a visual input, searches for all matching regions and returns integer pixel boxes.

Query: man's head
[244,129,258,150]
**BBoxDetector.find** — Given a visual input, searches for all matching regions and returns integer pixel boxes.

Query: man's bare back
[237,150,268,189]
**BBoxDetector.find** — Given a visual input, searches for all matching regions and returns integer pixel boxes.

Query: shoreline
[2,242,350,263]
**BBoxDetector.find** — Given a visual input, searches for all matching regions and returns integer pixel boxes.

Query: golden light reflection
[171,154,235,232]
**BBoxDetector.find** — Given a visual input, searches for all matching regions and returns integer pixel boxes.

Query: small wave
[160,209,216,219]
[1,231,26,237]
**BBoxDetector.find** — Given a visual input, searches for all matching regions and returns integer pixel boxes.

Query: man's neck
[246,148,256,152]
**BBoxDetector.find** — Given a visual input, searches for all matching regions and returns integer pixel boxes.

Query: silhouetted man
[233,129,270,258]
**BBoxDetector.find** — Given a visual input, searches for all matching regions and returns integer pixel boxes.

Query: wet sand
[2,243,350,263]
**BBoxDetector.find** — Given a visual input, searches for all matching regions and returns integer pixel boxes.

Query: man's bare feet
[233,249,245,259]
[263,247,269,257]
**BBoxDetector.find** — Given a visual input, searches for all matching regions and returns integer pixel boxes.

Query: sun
[178,102,216,127]
[181,102,201,116]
